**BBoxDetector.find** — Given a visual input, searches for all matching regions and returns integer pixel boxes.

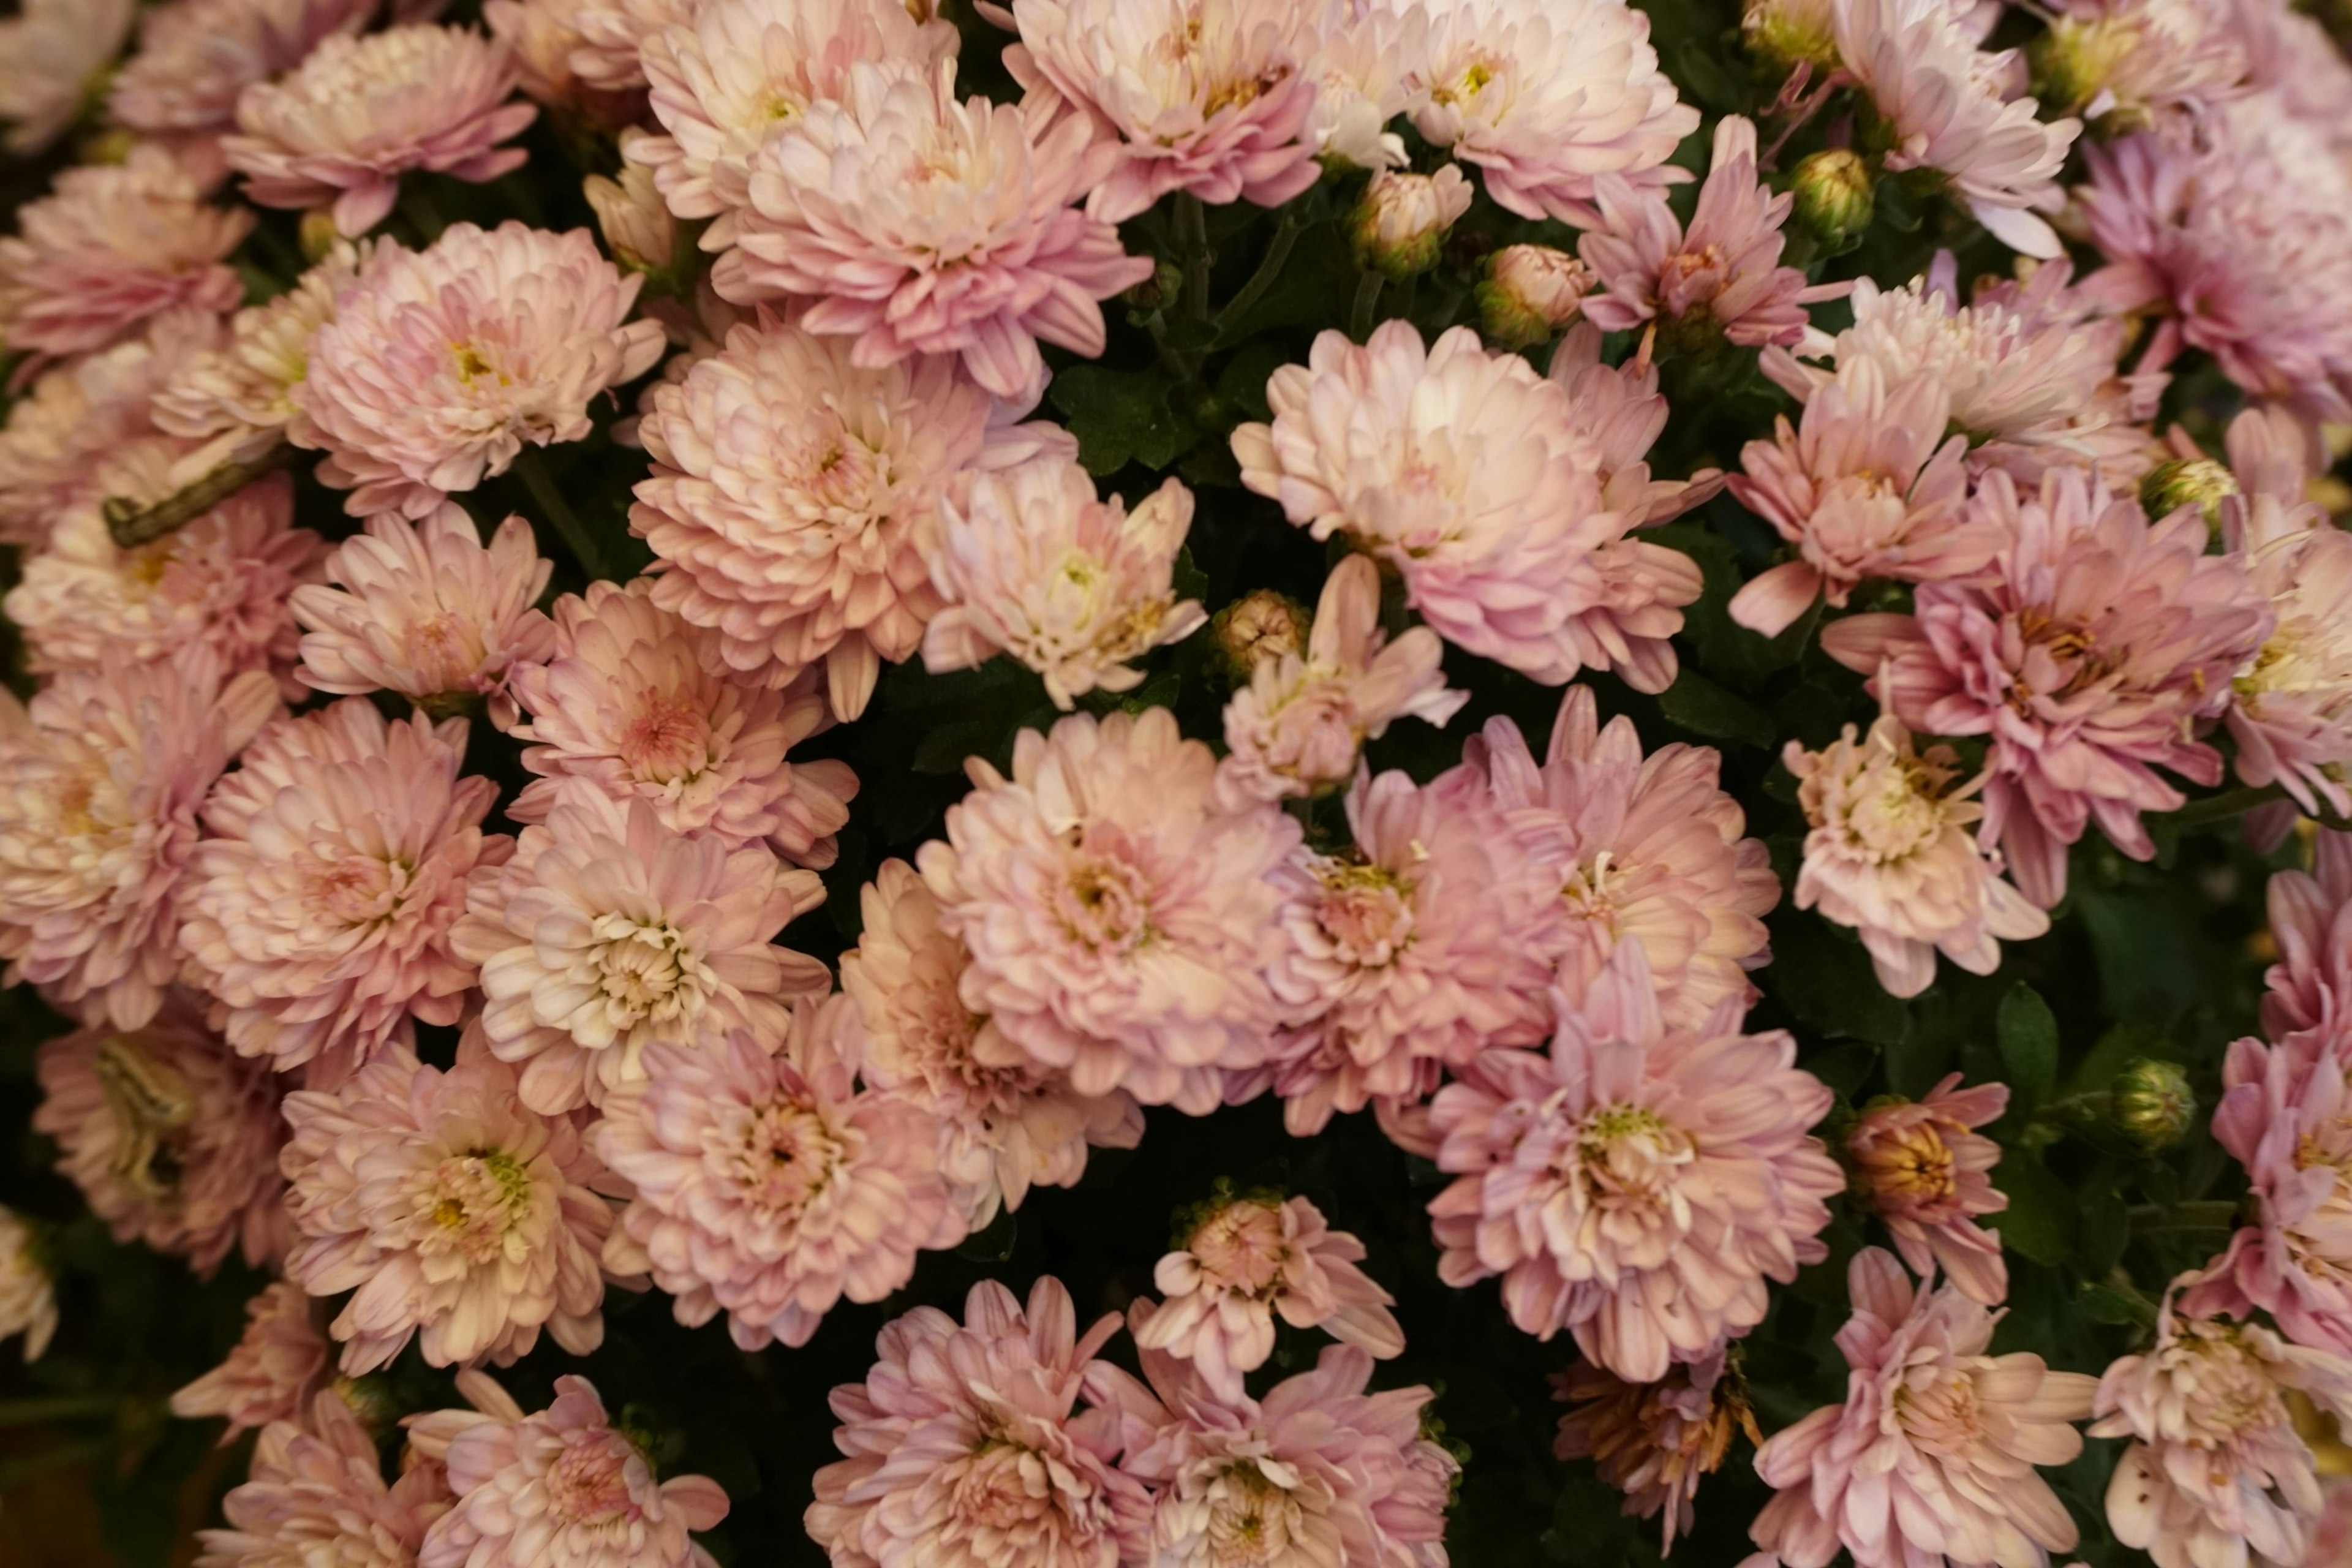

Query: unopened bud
[2141,458,2238,533]
[2111,1058,2195,1152]
[1212,589,1311,685]
[1791,149,1875,249]
[587,140,682,279]
[334,1374,401,1434]
[1476,244,1593,350]
[1351,165,1473,282]
[299,208,344,265]
[1743,0,1839,69]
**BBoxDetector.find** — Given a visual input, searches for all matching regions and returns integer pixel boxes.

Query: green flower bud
[1743,0,1839,70]
[2141,458,2239,533]
[299,208,344,265]
[1351,167,1473,282]
[1211,590,1311,686]
[1475,245,1594,351]
[2111,1057,2195,1152]
[1791,149,1875,249]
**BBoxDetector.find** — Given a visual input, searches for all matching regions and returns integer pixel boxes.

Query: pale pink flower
[914,707,1301,1114]
[483,0,674,121]
[632,314,1067,716]
[2035,0,2249,129]
[224,26,536,238]
[454,782,826,1115]
[288,221,666,518]
[1219,552,1465,804]
[582,154,678,274]
[2261,828,2352,1039]
[1299,0,1422,170]
[2091,1303,2352,1568]
[291,505,556,726]
[0,146,251,374]
[1087,1325,1457,1568]
[179,700,508,1087]
[1407,0,1698,225]
[840,859,1142,1230]
[0,307,223,546]
[1006,0,1321,224]
[722,59,1155,404]
[1555,1347,1758,1555]
[597,997,961,1348]
[1231,321,1706,692]
[7,473,325,697]
[805,1275,1149,1568]
[924,453,1207,710]
[0,0,135,156]
[1784,714,2048,1001]
[1580,115,1845,350]
[34,992,287,1277]
[1440,685,1777,1030]
[1727,361,1990,638]
[109,0,377,186]
[1479,244,1596,348]
[1426,939,1842,1381]
[1832,0,2079,257]
[153,245,363,479]
[632,0,956,247]
[2184,1028,2352,1357]
[0,654,279,1030]
[508,579,859,865]
[281,1038,614,1373]
[0,1205,58,1362]
[1246,766,1561,1134]
[408,1371,729,1568]
[1745,1248,2098,1568]
[194,1392,453,1568]
[1845,1074,2011,1303]
[1132,1193,1403,1403]
[173,1281,332,1442]
[2311,1477,2352,1567]
[1822,467,2271,908]
[1350,165,1474,280]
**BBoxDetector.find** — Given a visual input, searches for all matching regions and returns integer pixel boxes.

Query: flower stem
[2124,1199,2241,1233]
[1349,272,1384,340]
[1212,211,1302,341]
[2166,783,2285,830]
[516,447,612,581]
[1173,193,1212,321]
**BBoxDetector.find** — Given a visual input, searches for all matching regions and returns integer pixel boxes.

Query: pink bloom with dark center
[1845,1074,2011,1304]
[1555,1347,1758,1555]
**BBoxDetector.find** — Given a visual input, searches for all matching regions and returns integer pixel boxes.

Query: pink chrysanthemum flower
[597,997,962,1348]
[632,314,1068,717]
[1425,939,1841,1381]
[281,1038,614,1374]
[1232,321,1708,693]
[455,782,826,1115]
[1832,0,2079,257]
[632,0,956,247]
[1006,0,1320,224]
[0,654,278,1030]
[1440,685,1777,1029]
[1555,1347,1758,1556]
[2035,0,2249,129]
[1088,1325,1457,1567]
[109,0,377,187]
[805,1275,1150,1568]
[179,700,509,1087]
[841,859,1142,1231]
[406,1371,729,1568]
[194,1392,453,1568]
[1246,766,1561,1134]
[0,1205,56,1362]
[1822,466,2270,908]
[153,245,363,481]
[1784,714,2048,1001]
[0,307,222,546]
[2261,829,2352,1039]
[7,473,325,698]
[1746,1248,2098,1568]
[1727,361,1991,638]
[1299,0,1422,170]
[173,1280,331,1442]
[508,579,859,866]
[2185,1028,2352,1356]
[223,26,536,238]
[484,0,680,121]
[2091,1303,2352,1568]
[915,707,1301,1114]
[722,59,1155,404]
[291,505,556,726]
[1406,0,1697,225]
[0,147,251,375]
[34,992,287,1277]
[1581,115,1845,351]
[1845,1073,2011,1303]
[0,0,135,156]
[1131,1192,1404,1403]
[924,454,1207,710]
[288,221,666,518]
[1219,554,1465,804]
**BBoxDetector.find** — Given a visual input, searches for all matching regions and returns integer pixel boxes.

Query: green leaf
[1989,1154,2077,1267]
[1997,982,2060,1110]
[1657,665,1776,750]
[1764,914,1913,1044]
[1047,364,1199,474]
[2079,1187,2132,1277]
